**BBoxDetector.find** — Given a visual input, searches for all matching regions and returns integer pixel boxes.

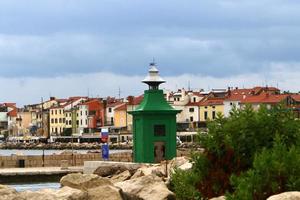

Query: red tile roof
[127,95,143,105]
[226,88,255,101]
[252,86,280,95]
[191,92,205,98]
[132,95,143,105]
[114,103,127,111]
[291,94,300,102]
[4,103,17,107]
[186,102,200,106]
[107,101,123,108]
[241,93,288,104]
[56,99,68,103]
[7,109,17,117]
[198,98,224,106]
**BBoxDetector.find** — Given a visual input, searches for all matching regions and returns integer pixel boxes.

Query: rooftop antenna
[87,88,90,97]
[151,57,156,65]
[118,87,121,99]
[188,81,191,91]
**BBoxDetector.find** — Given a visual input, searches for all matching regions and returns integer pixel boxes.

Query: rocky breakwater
[0,142,132,150]
[0,157,192,200]
[1,156,299,200]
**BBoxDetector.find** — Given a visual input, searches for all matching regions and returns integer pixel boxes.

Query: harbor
[0,166,82,184]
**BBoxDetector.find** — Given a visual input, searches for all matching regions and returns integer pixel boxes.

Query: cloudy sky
[1,0,300,106]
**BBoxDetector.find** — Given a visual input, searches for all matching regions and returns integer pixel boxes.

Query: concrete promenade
[0,166,83,176]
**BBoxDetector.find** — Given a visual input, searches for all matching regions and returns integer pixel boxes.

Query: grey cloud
[0,0,300,78]
[1,64,300,106]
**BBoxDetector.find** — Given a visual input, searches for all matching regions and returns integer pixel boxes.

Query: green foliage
[170,104,300,199]
[170,167,201,200]
[227,136,300,200]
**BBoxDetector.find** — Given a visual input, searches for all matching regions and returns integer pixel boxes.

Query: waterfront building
[82,98,106,133]
[15,109,32,136]
[49,106,65,135]
[112,96,143,143]
[114,103,127,128]
[240,93,290,110]
[224,86,280,117]
[49,96,87,136]
[106,100,123,126]
[77,104,89,135]
[199,98,224,122]
[0,103,17,136]
[0,104,9,134]
[168,89,204,130]
[124,95,143,132]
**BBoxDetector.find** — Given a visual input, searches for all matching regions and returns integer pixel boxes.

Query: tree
[171,104,300,199]
[228,136,300,200]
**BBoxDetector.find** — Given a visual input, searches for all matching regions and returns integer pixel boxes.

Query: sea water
[7,182,60,192]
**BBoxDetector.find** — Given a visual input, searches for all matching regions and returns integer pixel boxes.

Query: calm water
[1,149,131,191]
[0,149,131,156]
[7,182,60,192]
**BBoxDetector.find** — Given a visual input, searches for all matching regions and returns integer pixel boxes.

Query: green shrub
[170,167,201,200]
[227,136,300,200]
[170,104,300,199]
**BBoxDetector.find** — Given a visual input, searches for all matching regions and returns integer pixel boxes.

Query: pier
[0,166,83,184]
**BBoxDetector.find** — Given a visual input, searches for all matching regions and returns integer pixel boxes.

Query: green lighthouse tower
[129,62,180,163]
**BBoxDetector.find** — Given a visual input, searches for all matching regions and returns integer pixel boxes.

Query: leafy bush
[170,168,201,200]
[227,136,300,200]
[170,104,300,199]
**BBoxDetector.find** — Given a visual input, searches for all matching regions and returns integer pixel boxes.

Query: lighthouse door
[154,141,165,163]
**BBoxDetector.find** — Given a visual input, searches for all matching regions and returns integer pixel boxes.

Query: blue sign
[102,143,109,160]
[101,128,109,142]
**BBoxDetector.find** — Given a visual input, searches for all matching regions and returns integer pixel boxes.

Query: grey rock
[267,192,300,200]
[0,185,21,200]
[60,173,112,191]
[115,174,175,200]
[87,185,124,200]
[110,170,132,183]
[19,186,88,200]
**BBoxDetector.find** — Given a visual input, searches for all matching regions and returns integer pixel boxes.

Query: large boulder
[0,185,21,200]
[130,170,145,180]
[168,157,191,173]
[267,192,300,200]
[19,186,87,200]
[87,185,124,200]
[115,174,175,200]
[131,165,166,178]
[60,173,112,191]
[94,165,128,177]
[110,170,132,183]
[93,164,140,177]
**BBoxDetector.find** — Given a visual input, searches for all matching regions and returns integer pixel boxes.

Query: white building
[106,101,123,126]
[77,104,89,135]
[168,89,204,129]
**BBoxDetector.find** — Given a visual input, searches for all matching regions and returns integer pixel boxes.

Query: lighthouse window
[154,125,166,136]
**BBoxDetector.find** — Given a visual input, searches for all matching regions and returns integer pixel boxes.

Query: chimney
[50,97,55,101]
[127,96,134,105]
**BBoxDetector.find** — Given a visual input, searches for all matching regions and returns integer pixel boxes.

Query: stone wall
[0,152,133,168]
